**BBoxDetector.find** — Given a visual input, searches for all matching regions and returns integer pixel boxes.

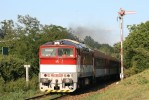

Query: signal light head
[54,41,60,45]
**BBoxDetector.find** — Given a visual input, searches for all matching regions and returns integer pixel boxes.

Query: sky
[0,0,149,46]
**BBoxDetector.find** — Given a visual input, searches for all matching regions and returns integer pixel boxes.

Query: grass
[2,69,149,100]
[0,77,41,100]
[0,77,61,100]
[0,90,41,100]
[83,69,149,100]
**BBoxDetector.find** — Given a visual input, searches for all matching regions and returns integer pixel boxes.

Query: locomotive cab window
[58,48,74,57]
[41,48,56,57]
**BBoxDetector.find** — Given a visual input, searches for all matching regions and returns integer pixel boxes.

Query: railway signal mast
[118,8,136,80]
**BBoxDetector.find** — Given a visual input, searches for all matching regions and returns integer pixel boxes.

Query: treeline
[0,15,114,82]
[0,15,149,82]
[124,22,149,76]
[113,22,149,77]
[0,15,75,82]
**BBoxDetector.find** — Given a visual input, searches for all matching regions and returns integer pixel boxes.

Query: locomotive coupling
[54,79,60,90]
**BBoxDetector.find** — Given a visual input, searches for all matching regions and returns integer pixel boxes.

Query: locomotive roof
[41,39,119,62]
[42,39,91,50]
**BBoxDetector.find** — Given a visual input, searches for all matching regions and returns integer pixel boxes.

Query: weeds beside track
[25,92,67,100]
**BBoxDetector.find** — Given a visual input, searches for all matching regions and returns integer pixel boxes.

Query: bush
[124,67,139,77]
[0,77,5,93]
[0,55,25,82]
[4,78,26,92]
[28,75,39,90]
[2,76,39,93]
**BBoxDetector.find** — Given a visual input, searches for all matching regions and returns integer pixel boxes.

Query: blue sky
[0,0,148,45]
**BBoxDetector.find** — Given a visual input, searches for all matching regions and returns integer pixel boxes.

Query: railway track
[25,79,119,100]
[25,92,67,100]
[58,79,120,100]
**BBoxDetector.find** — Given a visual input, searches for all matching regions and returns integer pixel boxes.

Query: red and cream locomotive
[39,39,120,93]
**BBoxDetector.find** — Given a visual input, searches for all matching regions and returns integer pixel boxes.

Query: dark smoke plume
[69,24,119,46]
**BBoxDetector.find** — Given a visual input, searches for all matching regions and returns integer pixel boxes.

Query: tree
[0,55,25,82]
[0,15,76,82]
[113,42,121,60]
[124,21,149,74]
[84,36,95,49]
[99,44,114,55]
[0,20,16,40]
[84,36,114,56]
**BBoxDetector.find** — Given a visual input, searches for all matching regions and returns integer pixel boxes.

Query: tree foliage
[0,15,73,82]
[84,36,96,49]
[113,42,121,59]
[0,55,25,82]
[124,21,149,75]
[84,36,114,55]
[0,15,119,82]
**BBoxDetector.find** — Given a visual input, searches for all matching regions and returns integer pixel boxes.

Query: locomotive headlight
[63,78,73,84]
[40,78,49,83]
[54,41,60,45]
[67,74,70,77]
[64,74,72,77]
[44,74,47,77]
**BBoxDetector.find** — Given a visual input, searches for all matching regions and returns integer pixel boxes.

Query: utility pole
[118,8,136,80]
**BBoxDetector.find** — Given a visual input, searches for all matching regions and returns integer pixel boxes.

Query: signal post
[118,8,136,80]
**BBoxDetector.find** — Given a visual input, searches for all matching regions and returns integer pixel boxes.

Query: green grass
[83,69,149,100]
[0,77,60,100]
[0,90,41,100]
[2,69,149,100]
[0,76,41,100]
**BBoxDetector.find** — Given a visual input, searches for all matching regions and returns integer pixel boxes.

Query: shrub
[2,76,38,93]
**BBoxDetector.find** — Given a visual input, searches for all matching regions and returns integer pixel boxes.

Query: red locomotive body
[39,39,120,93]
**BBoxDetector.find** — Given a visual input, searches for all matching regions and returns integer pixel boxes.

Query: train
[39,39,120,93]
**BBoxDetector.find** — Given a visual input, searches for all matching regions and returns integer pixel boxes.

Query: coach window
[96,58,104,68]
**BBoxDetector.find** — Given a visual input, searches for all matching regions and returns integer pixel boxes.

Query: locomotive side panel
[94,58,107,77]
[77,50,94,87]
[79,51,94,77]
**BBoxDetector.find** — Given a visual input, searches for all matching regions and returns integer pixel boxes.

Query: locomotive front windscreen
[58,48,73,57]
[41,47,74,57]
[42,48,57,57]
